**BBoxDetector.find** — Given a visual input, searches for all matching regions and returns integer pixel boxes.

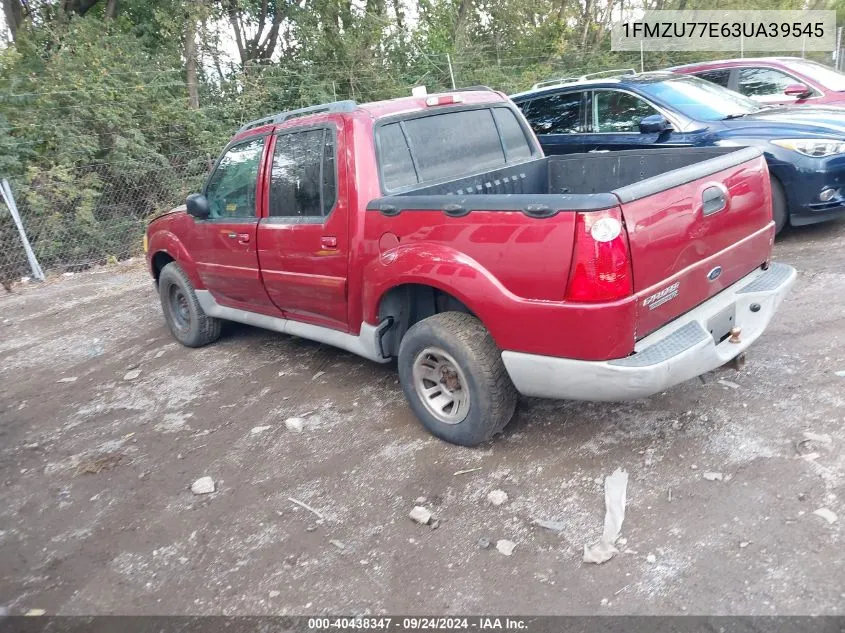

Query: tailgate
[615,147,774,339]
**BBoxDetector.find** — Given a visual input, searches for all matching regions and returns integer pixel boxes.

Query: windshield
[639,75,764,121]
[782,59,845,91]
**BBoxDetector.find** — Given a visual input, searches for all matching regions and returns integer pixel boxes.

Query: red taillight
[565,208,633,302]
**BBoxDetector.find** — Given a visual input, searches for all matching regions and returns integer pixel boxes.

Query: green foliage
[0,0,840,280]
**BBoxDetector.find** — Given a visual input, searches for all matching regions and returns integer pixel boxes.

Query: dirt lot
[1,220,844,616]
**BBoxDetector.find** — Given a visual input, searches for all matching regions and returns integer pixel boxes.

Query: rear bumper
[501,263,797,402]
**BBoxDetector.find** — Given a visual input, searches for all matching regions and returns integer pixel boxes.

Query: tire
[397,312,518,446]
[158,262,222,348]
[770,175,788,235]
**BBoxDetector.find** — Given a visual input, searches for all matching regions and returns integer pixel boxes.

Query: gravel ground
[1,220,844,616]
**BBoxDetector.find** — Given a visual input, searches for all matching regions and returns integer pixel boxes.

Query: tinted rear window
[493,107,533,161]
[376,106,534,192]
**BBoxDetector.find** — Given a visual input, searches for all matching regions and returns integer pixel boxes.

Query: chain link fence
[1,49,837,288]
[0,155,209,286]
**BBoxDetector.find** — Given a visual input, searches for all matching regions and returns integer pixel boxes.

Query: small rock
[739,541,750,548]
[312,371,326,380]
[533,518,566,533]
[284,417,305,432]
[600,598,609,607]
[268,590,280,598]
[154,350,166,359]
[702,471,724,482]
[125,362,141,371]
[190,476,215,495]
[717,379,740,389]
[430,519,441,530]
[25,609,46,616]
[617,537,627,546]
[690,465,698,470]
[409,505,432,525]
[329,539,345,550]
[415,496,427,504]
[250,425,271,435]
[487,489,508,506]
[57,377,78,383]
[496,539,516,556]
[123,369,141,381]
[813,508,838,524]
[138,471,150,480]
[305,525,317,532]
[646,553,657,564]
[477,537,491,549]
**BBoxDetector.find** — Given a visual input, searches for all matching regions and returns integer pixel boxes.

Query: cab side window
[694,68,732,88]
[518,92,583,135]
[593,90,659,133]
[737,67,801,97]
[270,128,337,218]
[204,137,265,219]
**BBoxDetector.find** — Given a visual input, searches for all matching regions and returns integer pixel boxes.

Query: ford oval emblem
[707,266,722,281]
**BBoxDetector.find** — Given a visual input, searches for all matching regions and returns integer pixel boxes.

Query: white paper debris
[583,468,628,564]
[803,431,832,445]
[702,471,724,481]
[813,508,838,524]
[496,539,516,556]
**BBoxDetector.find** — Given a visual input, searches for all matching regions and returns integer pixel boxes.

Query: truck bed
[366,144,773,356]
[379,146,756,203]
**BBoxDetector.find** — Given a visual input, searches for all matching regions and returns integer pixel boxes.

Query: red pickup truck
[145,89,796,446]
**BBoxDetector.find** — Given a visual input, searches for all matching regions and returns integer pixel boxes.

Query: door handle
[321,236,338,249]
[227,232,250,244]
[702,185,729,216]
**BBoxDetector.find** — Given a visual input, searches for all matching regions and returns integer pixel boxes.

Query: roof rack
[530,68,637,91]
[453,85,496,92]
[237,100,357,133]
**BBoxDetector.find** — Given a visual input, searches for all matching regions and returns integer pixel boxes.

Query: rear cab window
[375,105,536,193]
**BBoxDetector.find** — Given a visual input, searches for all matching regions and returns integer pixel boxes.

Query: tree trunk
[2,0,24,41]
[105,0,118,19]
[185,13,200,109]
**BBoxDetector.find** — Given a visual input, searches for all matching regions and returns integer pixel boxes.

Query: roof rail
[237,100,357,134]
[530,68,637,91]
[531,76,580,90]
[581,68,637,80]
[453,85,496,92]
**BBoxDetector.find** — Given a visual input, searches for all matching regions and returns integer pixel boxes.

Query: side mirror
[784,83,812,98]
[639,114,672,134]
[186,193,210,219]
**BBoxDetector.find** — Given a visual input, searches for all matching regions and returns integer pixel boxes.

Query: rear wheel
[158,262,222,348]
[397,312,518,446]
[770,175,788,234]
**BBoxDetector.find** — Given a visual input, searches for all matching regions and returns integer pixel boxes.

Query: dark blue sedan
[511,71,845,232]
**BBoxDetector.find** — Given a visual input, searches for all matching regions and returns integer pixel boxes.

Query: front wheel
[397,312,518,446]
[158,262,222,348]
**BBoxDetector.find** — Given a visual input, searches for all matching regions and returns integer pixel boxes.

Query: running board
[195,290,391,364]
